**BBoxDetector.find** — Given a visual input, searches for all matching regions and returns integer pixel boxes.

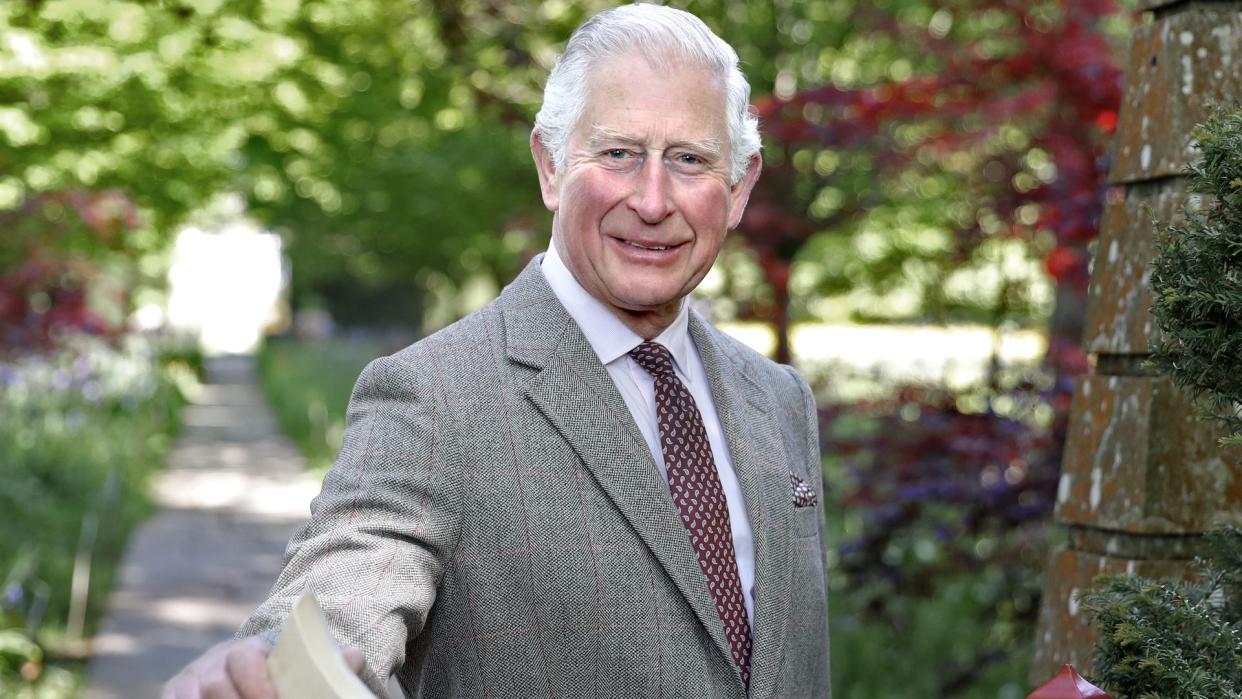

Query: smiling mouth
[617,237,682,252]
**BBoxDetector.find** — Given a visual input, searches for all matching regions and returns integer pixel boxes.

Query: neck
[611,303,681,340]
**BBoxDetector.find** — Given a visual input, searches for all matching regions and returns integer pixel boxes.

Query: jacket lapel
[690,314,796,699]
[499,260,742,682]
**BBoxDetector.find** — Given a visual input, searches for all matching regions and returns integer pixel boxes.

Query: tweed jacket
[238,259,830,698]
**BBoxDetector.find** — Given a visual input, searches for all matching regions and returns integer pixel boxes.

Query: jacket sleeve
[237,353,465,696]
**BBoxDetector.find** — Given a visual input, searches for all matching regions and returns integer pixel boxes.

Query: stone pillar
[1030,0,1242,684]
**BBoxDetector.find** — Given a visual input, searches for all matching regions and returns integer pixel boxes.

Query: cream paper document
[267,590,377,699]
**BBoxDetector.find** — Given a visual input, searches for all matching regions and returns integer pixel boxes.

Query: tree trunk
[774,286,792,365]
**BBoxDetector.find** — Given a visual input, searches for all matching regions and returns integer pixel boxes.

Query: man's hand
[161,636,366,699]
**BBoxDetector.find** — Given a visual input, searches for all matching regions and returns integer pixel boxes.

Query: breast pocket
[793,504,822,540]
[786,468,821,539]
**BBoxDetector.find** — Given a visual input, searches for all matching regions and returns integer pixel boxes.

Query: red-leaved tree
[0,190,139,352]
[741,0,1125,372]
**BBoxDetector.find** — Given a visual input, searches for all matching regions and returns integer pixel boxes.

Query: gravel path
[83,355,322,698]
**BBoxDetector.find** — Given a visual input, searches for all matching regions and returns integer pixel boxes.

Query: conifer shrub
[1078,106,1242,699]
[1148,104,1242,444]
[1081,526,1242,699]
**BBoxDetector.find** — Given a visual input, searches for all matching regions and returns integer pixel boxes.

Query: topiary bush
[1148,103,1242,444]
[1080,526,1242,699]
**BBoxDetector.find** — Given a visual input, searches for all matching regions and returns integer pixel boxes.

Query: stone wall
[1030,0,1242,684]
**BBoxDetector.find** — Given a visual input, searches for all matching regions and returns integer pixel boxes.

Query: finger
[225,642,276,699]
[238,636,273,657]
[162,677,196,699]
[200,674,244,699]
[341,646,366,675]
[178,672,211,699]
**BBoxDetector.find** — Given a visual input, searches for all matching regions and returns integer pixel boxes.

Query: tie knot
[629,341,676,379]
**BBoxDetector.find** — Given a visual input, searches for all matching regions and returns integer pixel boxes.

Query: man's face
[533,51,760,331]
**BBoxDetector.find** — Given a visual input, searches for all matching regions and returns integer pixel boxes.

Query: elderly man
[163,4,828,698]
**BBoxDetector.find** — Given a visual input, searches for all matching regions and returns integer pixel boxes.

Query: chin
[613,289,684,313]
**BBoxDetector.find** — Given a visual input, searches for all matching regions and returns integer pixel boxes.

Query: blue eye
[606,149,629,159]
[671,152,710,170]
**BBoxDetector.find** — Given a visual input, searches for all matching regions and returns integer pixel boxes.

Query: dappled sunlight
[90,631,140,657]
[723,321,1046,391]
[153,468,317,520]
[145,596,256,629]
[167,224,284,355]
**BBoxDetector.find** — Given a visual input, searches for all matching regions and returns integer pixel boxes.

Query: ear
[531,130,560,212]
[726,154,762,230]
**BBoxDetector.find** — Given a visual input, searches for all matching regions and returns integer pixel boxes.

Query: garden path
[83,355,322,698]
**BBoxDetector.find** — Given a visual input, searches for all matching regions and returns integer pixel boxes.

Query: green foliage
[4,0,1112,332]
[233,0,558,323]
[1082,526,1242,699]
[0,1,261,232]
[0,334,192,694]
[0,0,560,326]
[819,373,1057,698]
[256,336,382,471]
[829,570,1033,699]
[1149,104,1242,444]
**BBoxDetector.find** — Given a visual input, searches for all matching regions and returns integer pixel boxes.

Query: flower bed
[0,334,196,696]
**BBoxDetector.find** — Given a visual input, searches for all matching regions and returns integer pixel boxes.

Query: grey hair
[533,3,761,184]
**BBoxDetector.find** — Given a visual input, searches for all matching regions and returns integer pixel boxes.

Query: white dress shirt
[541,246,755,625]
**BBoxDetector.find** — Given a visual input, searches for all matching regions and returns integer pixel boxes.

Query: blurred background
[1,0,1138,696]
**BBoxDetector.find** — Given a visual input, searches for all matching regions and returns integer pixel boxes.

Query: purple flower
[52,368,71,391]
[3,581,21,608]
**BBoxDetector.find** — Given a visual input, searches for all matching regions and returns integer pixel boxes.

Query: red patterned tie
[629,341,752,689]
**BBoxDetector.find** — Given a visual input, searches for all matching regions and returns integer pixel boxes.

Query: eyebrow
[585,126,724,160]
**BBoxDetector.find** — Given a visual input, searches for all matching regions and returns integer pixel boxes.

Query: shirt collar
[541,244,692,372]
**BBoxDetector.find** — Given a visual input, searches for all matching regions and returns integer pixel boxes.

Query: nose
[626,156,674,224]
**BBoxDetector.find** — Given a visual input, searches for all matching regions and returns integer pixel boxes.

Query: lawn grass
[256,336,385,472]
